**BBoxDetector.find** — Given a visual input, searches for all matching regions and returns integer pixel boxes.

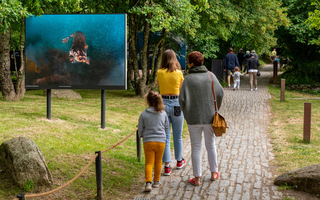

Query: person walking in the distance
[179,51,224,186]
[270,48,277,61]
[224,47,240,87]
[243,50,251,74]
[237,48,245,71]
[232,66,244,91]
[248,53,261,91]
[252,50,258,59]
[138,91,169,192]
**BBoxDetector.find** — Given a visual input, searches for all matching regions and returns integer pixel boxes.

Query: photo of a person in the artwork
[62,31,90,65]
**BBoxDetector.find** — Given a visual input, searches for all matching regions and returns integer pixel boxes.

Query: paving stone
[183,190,193,199]
[233,193,241,200]
[261,193,270,200]
[191,194,201,200]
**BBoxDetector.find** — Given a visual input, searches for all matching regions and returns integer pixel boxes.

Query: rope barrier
[13,127,138,200]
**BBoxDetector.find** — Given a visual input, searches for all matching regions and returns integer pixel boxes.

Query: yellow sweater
[156,69,184,95]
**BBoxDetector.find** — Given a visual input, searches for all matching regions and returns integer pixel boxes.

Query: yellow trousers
[144,142,165,183]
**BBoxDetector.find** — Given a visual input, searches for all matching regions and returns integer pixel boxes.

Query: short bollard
[273,60,278,83]
[303,103,312,143]
[95,151,103,200]
[17,194,25,200]
[136,127,142,162]
[281,79,285,102]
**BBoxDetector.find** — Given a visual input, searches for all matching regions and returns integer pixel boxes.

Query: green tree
[0,0,81,101]
[0,0,29,101]
[276,0,320,85]
[187,0,289,59]
[306,0,320,44]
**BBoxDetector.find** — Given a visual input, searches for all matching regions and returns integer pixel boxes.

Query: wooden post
[281,79,285,102]
[95,151,103,199]
[303,103,311,143]
[273,61,278,83]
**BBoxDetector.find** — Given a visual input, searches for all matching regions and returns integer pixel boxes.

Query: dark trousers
[239,60,243,70]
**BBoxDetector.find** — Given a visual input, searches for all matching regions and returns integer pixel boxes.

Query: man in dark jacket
[224,47,240,87]
[237,48,244,71]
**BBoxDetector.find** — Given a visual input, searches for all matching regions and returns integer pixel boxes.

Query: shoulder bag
[208,72,228,137]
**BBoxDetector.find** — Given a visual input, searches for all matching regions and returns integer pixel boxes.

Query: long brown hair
[160,49,181,72]
[147,91,164,113]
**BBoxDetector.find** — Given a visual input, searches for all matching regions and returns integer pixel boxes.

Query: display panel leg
[101,90,106,129]
[47,89,51,120]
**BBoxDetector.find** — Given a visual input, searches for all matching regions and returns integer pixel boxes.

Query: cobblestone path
[134,64,283,200]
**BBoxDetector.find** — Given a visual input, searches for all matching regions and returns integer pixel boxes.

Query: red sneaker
[176,158,186,169]
[164,165,171,176]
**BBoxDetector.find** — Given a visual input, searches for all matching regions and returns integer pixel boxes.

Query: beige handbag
[208,72,228,137]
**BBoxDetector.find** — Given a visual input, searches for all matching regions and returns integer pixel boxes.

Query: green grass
[0,89,189,199]
[268,85,320,175]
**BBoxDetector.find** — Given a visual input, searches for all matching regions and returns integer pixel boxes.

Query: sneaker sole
[164,172,171,176]
[144,189,152,192]
[152,185,160,188]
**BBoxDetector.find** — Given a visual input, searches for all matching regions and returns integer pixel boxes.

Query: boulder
[0,137,53,186]
[43,89,82,99]
[274,164,320,194]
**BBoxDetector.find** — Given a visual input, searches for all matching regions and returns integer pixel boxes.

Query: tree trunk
[138,13,152,97]
[129,13,140,95]
[15,19,26,100]
[0,27,16,101]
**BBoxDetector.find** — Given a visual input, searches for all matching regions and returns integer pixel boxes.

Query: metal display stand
[47,89,51,119]
[101,90,106,129]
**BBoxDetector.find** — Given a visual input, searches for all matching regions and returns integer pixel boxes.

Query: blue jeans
[162,98,184,163]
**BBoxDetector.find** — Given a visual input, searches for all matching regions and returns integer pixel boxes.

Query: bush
[279,60,320,86]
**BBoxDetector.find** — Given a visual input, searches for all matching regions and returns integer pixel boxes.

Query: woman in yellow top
[156,49,185,176]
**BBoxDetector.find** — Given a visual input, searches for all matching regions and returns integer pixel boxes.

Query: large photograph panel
[25,14,127,89]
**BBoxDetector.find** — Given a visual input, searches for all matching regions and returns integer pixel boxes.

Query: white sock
[165,164,170,167]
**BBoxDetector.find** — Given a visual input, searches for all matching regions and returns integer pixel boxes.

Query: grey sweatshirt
[179,66,224,125]
[232,72,244,81]
[138,107,169,144]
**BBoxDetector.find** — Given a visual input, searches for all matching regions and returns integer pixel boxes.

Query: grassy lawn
[268,85,320,175]
[0,89,188,199]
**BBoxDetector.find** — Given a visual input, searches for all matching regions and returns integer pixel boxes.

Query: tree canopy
[276,0,320,85]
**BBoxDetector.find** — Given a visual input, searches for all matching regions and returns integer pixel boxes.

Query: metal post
[303,103,312,143]
[47,89,51,120]
[101,90,106,129]
[273,61,278,83]
[95,151,103,200]
[136,126,141,162]
[17,194,25,200]
[281,79,285,102]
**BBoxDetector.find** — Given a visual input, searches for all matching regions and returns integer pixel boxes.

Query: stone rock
[43,89,82,99]
[274,164,320,194]
[0,137,53,186]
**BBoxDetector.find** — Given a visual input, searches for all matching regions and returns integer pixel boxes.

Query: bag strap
[207,72,218,113]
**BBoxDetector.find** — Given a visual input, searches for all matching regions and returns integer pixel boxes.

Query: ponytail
[147,91,164,113]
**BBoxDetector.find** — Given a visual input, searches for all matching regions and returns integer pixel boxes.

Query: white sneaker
[250,89,253,91]
[255,88,257,91]
[145,182,152,192]
[228,85,231,87]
